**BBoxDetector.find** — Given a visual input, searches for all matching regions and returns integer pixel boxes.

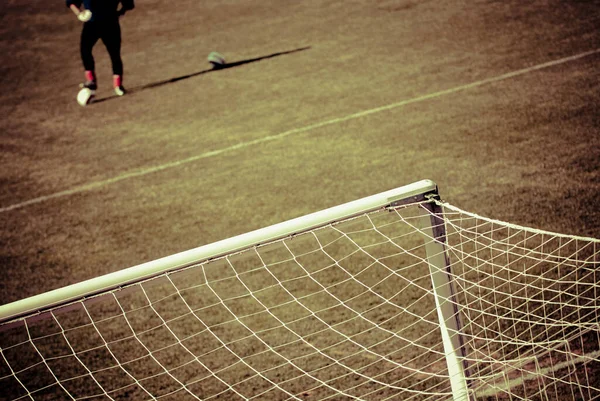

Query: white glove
[78,10,92,22]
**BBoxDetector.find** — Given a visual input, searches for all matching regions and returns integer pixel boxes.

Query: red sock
[113,75,122,88]
[85,70,96,82]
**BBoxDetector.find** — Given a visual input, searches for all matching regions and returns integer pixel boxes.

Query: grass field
[0,0,599,399]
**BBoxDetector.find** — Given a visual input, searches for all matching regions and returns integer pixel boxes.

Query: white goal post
[0,179,439,323]
[1,179,598,401]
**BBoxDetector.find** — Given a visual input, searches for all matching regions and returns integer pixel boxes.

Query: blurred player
[67,0,135,96]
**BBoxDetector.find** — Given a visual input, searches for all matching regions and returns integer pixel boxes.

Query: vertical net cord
[167,267,304,401]
[80,301,158,400]
[23,319,76,400]
[1,197,598,401]
[50,310,117,400]
[436,201,600,399]
[0,346,34,400]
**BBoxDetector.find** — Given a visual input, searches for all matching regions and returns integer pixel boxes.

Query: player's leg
[80,22,100,91]
[101,20,126,96]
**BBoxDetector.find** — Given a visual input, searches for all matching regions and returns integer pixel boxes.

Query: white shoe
[114,86,126,96]
[80,80,97,91]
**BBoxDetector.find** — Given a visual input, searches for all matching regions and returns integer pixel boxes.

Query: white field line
[473,348,600,397]
[2,48,599,213]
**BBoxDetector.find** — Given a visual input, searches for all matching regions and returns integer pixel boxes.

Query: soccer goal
[1,179,598,401]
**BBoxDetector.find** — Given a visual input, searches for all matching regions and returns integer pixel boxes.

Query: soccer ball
[208,51,226,68]
[77,88,95,107]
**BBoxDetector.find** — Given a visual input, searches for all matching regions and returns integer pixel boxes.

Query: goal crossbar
[2,180,596,401]
[0,179,438,324]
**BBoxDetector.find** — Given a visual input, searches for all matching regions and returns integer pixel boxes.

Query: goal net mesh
[0,199,598,400]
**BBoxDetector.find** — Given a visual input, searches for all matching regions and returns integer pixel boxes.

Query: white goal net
[0,181,598,401]
[441,202,600,400]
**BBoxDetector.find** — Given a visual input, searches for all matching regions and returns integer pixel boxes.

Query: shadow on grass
[93,46,311,104]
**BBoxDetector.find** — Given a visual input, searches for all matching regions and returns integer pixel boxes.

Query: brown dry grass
[0,0,599,399]
[1,0,599,304]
